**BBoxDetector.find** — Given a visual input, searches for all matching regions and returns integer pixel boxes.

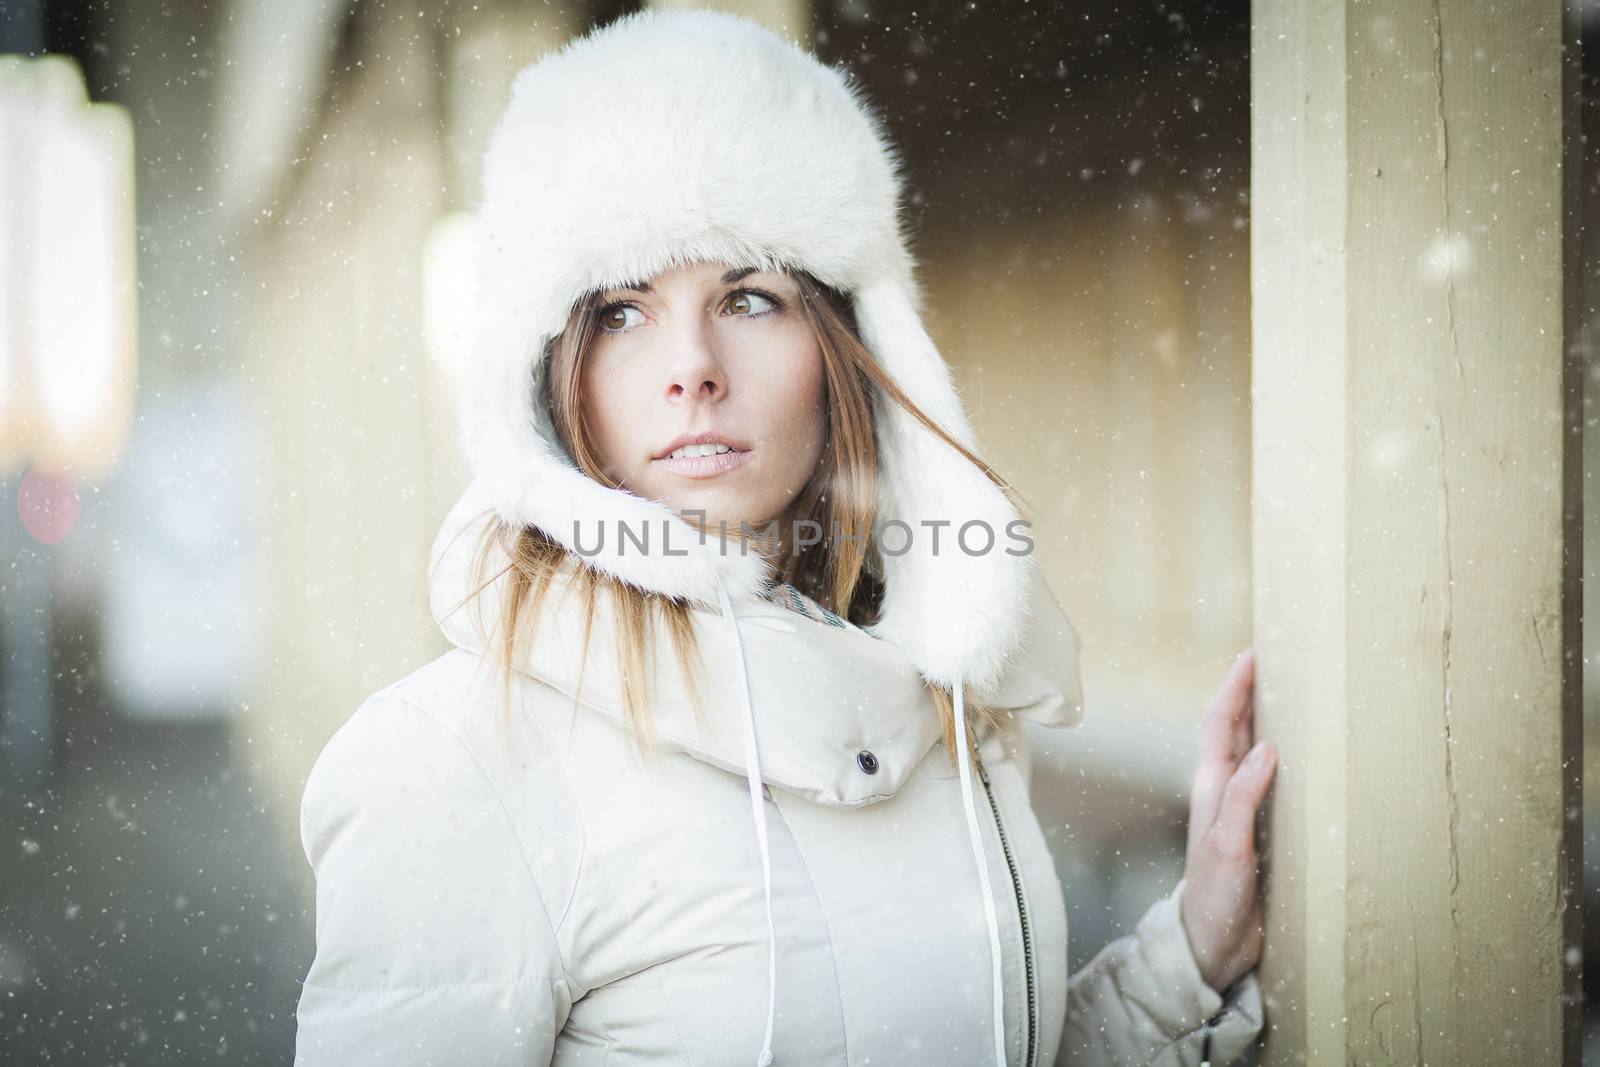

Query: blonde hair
[451,269,1031,771]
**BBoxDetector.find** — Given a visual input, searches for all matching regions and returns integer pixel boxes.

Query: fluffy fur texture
[464,8,1040,697]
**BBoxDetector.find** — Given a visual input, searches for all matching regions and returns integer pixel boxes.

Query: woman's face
[579,260,828,538]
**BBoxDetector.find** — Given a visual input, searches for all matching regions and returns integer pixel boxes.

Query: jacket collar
[427,479,1085,809]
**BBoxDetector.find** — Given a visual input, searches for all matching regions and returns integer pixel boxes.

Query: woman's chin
[660,493,779,538]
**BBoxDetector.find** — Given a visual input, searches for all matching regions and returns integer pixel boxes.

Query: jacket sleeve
[294,693,575,1066]
[1056,877,1265,1067]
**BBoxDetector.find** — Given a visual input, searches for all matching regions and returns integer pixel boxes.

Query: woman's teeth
[667,443,734,460]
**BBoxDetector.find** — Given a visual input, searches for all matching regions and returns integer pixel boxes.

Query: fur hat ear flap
[850,277,1037,698]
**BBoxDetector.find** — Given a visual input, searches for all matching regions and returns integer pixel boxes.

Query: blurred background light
[0,53,137,484]
[422,209,479,385]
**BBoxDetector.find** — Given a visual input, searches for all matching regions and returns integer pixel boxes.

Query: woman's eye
[726,289,780,317]
[597,304,644,333]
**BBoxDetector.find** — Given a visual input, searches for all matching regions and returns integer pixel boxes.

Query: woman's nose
[663,325,728,403]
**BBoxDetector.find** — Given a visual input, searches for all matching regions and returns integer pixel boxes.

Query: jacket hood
[463,6,1041,700]
[426,477,1085,806]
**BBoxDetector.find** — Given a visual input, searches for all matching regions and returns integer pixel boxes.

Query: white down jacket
[293,481,1266,1066]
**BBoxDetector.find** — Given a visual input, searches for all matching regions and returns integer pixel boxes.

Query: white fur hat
[463,7,1050,699]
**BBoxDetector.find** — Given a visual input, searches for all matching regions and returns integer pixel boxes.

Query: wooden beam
[1251,1,1583,1062]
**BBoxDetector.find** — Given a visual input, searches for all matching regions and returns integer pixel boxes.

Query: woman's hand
[1179,647,1277,996]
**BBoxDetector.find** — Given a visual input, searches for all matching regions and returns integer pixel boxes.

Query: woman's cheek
[769,352,827,475]
[581,358,652,475]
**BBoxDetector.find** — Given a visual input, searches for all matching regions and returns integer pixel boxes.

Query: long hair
[455,269,1029,771]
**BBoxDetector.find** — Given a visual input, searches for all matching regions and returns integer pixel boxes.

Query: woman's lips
[651,448,751,479]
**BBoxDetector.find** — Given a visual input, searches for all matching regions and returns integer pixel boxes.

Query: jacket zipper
[975,750,1036,1067]
[1199,987,1229,1064]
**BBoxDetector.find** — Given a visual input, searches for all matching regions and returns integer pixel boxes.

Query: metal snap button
[856,749,879,775]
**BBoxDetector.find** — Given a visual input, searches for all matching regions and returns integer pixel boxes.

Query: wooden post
[1251,1,1583,1062]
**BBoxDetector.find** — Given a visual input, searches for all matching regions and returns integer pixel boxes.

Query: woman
[294,9,1275,1066]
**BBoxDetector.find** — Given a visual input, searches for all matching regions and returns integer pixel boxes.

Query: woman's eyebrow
[614,266,758,295]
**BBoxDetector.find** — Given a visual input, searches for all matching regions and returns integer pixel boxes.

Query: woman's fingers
[1199,648,1255,766]
[1191,649,1257,833]
[1182,652,1275,992]
[1209,740,1277,862]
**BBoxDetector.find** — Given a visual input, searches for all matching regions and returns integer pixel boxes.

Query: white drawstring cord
[714,575,779,1067]
[952,674,1009,1066]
